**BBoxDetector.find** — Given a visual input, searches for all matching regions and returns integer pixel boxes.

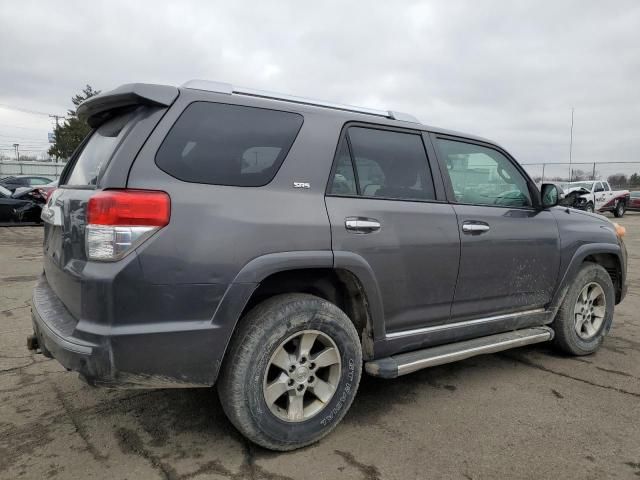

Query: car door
[431,135,560,321]
[325,125,460,335]
[593,182,607,209]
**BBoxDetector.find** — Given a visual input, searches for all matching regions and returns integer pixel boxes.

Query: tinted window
[156,102,303,187]
[65,112,133,186]
[329,127,435,201]
[329,139,357,195]
[436,139,531,207]
[29,177,51,185]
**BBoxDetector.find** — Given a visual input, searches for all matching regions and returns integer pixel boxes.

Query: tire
[217,293,362,451]
[552,262,615,356]
[613,200,625,218]
[585,202,595,213]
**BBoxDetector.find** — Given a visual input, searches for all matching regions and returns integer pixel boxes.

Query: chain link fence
[522,162,640,191]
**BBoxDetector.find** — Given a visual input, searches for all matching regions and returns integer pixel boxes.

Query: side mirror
[541,183,562,208]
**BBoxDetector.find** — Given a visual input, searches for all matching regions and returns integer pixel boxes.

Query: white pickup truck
[561,180,630,217]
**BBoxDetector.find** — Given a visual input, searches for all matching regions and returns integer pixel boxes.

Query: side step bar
[365,327,554,378]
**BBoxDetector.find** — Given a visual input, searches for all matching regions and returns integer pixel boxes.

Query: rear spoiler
[77,83,179,127]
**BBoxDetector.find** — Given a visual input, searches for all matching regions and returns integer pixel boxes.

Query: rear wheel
[613,200,625,218]
[552,262,614,355]
[217,293,362,451]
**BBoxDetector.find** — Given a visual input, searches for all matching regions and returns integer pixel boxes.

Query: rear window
[155,102,303,187]
[65,112,133,186]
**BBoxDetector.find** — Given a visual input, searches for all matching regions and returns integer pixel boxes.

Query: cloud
[0,0,639,164]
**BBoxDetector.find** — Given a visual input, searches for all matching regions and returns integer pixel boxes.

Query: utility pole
[568,107,574,181]
[13,143,19,162]
[49,114,61,163]
[49,114,61,126]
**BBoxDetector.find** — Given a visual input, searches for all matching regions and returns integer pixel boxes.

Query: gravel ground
[1,214,639,480]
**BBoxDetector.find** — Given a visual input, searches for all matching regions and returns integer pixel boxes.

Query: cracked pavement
[1,217,639,479]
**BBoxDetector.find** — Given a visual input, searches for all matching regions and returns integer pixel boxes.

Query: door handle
[345,217,381,233]
[462,221,490,234]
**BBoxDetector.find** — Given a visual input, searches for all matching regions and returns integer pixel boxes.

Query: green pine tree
[48,85,100,160]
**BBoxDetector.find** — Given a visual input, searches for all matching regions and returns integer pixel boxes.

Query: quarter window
[329,127,435,201]
[435,139,532,208]
[156,102,303,187]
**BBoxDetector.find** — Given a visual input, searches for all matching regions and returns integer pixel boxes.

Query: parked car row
[0,176,56,224]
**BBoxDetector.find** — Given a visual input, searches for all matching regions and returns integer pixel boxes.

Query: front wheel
[613,200,625,218]
[552,262,615,355]
[585,202,595,213]
[217,293,362,451]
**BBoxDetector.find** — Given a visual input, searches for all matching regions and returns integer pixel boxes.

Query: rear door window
[155,102,303,187]
[329,127,436,201]
[64,111,134,186]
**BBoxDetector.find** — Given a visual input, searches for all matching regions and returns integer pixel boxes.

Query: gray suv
[29,80,628,451]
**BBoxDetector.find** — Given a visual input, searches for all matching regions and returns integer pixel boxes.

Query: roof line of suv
[179,79,494,145]
[77,80,494,145]
[181,79,421,124]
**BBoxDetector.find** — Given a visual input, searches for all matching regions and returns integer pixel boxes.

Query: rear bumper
[31,276,109,381]
[30,274,256,388]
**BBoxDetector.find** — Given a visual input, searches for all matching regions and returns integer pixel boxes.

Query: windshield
[561,181,593,190]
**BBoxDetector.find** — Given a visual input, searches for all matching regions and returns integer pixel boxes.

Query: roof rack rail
[181,79,420,124]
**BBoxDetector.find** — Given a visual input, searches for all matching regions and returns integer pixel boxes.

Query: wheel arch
[550,243,625,314]
[216,251,384,362]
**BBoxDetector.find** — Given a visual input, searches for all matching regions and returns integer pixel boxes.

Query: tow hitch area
[26,334,39,351]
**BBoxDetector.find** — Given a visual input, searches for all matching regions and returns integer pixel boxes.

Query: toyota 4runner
[29,80,628,451]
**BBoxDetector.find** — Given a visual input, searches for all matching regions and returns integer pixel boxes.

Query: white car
[561,180,630,217]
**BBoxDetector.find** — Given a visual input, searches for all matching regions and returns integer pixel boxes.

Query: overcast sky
[1,0,639,171]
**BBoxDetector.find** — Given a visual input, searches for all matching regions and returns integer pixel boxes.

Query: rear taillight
[86,189,170,261]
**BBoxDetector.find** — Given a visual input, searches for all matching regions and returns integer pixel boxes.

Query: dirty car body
[28,81,628,449]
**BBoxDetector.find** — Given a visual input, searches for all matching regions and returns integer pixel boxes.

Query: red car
[628,191,640,211]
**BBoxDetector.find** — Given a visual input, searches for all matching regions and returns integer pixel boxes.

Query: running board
[365,327,554,378]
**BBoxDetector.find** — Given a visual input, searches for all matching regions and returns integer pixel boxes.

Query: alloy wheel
[263,330,341,422]
[574,282,606,340]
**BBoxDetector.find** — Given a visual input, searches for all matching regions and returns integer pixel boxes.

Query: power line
[0,138,49,143]
[0,123,51,131]
[0,132,48,138]
[0,103,66,118]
